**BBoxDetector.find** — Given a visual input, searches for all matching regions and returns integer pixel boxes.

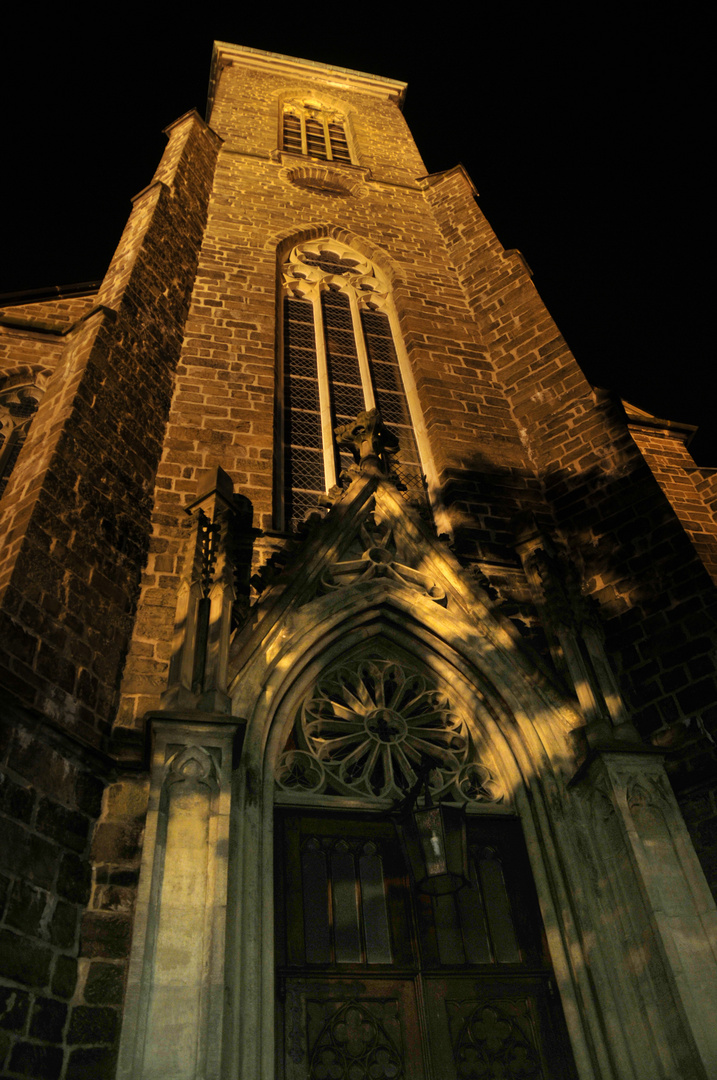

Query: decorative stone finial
[335,408,399,476]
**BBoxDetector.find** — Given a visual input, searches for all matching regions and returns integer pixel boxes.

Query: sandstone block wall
[0,112,219,747]
[0,111,219,1080]
[0,704,110,1079]
[1,47,716,1078]
[103,54,717,900]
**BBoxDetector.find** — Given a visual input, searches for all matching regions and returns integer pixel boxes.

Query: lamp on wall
[395,760,470,895]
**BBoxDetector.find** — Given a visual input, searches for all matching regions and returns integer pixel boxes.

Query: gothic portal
[1,42,717,1080]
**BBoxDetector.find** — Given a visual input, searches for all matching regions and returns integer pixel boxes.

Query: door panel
[276,811,578,1080]
[282,977,426,1080]
[423,975,575,1080]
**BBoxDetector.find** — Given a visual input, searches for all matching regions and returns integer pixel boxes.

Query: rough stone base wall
[0,704,149,1080]
[0,705,104,1079]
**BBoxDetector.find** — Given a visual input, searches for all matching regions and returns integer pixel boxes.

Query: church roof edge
[208,41,407,111]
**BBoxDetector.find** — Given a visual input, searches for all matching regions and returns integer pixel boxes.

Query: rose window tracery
[275,657,502,805]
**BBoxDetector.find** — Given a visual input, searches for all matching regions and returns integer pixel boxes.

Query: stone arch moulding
[217,477,717,1080]
[221,584,605,1078]
[270,223,402,286]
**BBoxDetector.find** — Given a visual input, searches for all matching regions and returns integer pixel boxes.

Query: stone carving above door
[319,509,446,604]
[164,743,220,794]
[275,656,503,804]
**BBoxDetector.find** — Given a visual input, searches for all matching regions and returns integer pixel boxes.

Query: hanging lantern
[395,762,470,895]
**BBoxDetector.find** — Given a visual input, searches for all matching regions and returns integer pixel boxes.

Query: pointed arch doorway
[271,649,579,1080]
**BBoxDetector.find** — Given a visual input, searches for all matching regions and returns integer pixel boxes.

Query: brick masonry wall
[423,167,717,895]
[115,66,554,727]
[0,703,110,1080]
[0,296,99,328]
[0,300,100,411]
[2,48,715,1077]
[629,421,717,583]
[111,69,717,906]
[0,700,149,1080]
[0,113,219,747]
[697,470,717,521]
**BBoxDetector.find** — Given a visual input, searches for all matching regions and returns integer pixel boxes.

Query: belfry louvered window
[282,105,352,163]
[279,240,425,531]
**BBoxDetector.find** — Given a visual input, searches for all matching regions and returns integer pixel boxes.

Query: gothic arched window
[281,103,352,164]
[0,381,44,498]
[278,240,425,530]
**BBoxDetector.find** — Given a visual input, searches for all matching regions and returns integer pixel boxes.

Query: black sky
[2,8,713,462]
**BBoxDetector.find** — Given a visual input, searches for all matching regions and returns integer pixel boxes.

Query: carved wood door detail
[282,979,424,1080]
[423,977,572,1080]
[276,812,577,1080]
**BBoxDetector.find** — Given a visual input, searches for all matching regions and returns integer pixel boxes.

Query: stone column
[570,750,717,1079]
[117,718,239,1080]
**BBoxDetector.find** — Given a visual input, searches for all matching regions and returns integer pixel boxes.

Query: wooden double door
[275,811,578,1080]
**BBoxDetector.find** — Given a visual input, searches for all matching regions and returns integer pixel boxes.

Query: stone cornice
[208,41,407,112]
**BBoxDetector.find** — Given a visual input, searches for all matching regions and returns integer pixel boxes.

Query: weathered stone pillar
[116,718,239,1080]
[570,749,717,1079]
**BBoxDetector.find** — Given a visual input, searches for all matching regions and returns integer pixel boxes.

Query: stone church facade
[1,41,717,1080]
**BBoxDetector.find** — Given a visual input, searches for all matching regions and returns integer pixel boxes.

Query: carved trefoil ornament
[319,504,446,604]
[449,999,544,1079]
[308,999,404,1080]
[163,744,220,796]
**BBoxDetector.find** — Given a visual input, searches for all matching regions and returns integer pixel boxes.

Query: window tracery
[279,239,424,530]
[0,381,44,498]
[275,655,502,806]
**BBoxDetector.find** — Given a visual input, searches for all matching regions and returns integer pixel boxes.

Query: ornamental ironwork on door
[275,812,578,1080]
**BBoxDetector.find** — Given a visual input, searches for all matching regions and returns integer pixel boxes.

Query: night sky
[2,9,713,462]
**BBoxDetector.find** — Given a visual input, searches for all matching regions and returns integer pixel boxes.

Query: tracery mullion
[311,285,338,491]
[312,732,366,754]
[282,295,324,529]
[404,737,458,767]
[321,115,332,161]
[305,712,363,729]
[349,293,376,411]
[384,302,443,516]
[280,240,438,527]
[339,739,378,778]
[390,743,419,787]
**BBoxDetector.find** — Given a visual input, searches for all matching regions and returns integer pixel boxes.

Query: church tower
[1,43,717,1080]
